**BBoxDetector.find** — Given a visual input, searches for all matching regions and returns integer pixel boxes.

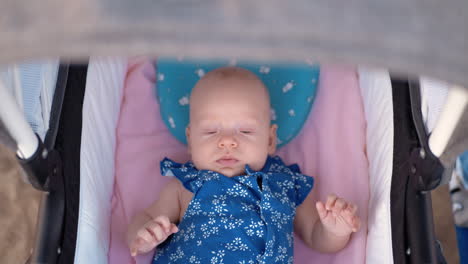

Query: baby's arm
[127,178,182,256]
[294,193,361,253]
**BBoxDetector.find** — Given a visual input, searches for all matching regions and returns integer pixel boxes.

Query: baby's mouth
[216,157,239,167]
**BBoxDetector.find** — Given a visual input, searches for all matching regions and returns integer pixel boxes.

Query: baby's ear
[186,125,192,154]
[268,124,278,155]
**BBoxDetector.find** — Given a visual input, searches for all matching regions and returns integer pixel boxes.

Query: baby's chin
[215,167,246,177]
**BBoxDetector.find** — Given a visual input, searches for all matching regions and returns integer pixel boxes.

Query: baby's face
[187,69,276,177]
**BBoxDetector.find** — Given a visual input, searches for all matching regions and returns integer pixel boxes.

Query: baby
[127,67,361,263]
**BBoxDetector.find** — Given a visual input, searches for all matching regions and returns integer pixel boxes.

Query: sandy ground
[433,185,459,264]
[0,143,460,264]
[0,144,41,264]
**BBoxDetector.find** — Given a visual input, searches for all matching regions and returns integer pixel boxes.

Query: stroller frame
[0,62,451,264]
[1,1,467,260]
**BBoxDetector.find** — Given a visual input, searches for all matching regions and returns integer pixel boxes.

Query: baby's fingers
[351,215,361,232]
[136,228,155,244]
[345,203,358,216]
[147,224,164,242]
[316,201,328,220]
[325,194,338,210]
[331,198,347,214]
[130,237,150,257]
[170,223,179,234]
[130,238,141,256]
[342,204,360,230]
[153,216,172,233]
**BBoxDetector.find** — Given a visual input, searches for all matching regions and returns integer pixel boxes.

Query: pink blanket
[109,58,369,264]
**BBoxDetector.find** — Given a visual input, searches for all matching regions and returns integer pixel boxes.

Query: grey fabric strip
[0,0,467,89]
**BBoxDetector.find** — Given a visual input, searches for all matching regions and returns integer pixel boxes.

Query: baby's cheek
[191,150,210,169]
[249,155,269,171]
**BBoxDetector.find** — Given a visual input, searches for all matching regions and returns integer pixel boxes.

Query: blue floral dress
[153,156,314,264]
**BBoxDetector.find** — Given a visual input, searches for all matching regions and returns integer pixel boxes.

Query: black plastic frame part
[29,64,87,264]
[17,64,69,192]
[390,78,446,264]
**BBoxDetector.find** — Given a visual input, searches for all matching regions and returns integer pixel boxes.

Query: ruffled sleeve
[160,158,202,193]
[292,172,314,206]
[266,156,314,207]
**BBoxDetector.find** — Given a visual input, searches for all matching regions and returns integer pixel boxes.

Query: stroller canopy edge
[0,0,467,88]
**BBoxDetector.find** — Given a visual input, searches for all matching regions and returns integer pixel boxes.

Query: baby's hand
[316,194,361,237]
[129,216,179,256]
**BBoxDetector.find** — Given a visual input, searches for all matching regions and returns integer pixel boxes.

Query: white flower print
[226,222,236,230]
[208,217,216,225]
[189,255,201,264]
[201,171,220,181]
[180,165,188,172]
[186,199,202,216]
[157,73,165,81]
[282,81,295,93]
[184,170,197,179]
[227,183,249,197]
[179,95,190,106]
[212,195,228,215]
[241,202,258,213]
[270,108,277,121]
[210,250,226,264]
[286,233,293,247]
[201,223,219,239]
[244,220,265,238]
[259,66,271,74]
[238,177,253,188]
[194,180,203,189]
[226,237,248,251]
[275,246,287,262]
[163,160,172,168]
[195,68,205,78]
[169,246,185,261]
[168,116,176,128]
[255,229,264,237]
[271,211,283,229]
[183,223,196,242]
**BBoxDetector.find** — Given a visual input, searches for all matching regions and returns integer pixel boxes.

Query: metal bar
[0,77,38,159]
[429,86,468,166]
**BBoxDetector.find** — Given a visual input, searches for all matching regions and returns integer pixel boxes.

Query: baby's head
[186,67,277,177]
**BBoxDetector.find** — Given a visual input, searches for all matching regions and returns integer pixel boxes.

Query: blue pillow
[155,58,319,148]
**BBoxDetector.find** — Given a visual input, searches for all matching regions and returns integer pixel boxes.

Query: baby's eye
[240,130,253,134]
[204,131,217,135]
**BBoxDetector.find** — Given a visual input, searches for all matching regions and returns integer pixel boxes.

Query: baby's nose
[218,136,238,149]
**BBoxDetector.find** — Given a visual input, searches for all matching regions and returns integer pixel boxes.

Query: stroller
[1,1,468,263]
